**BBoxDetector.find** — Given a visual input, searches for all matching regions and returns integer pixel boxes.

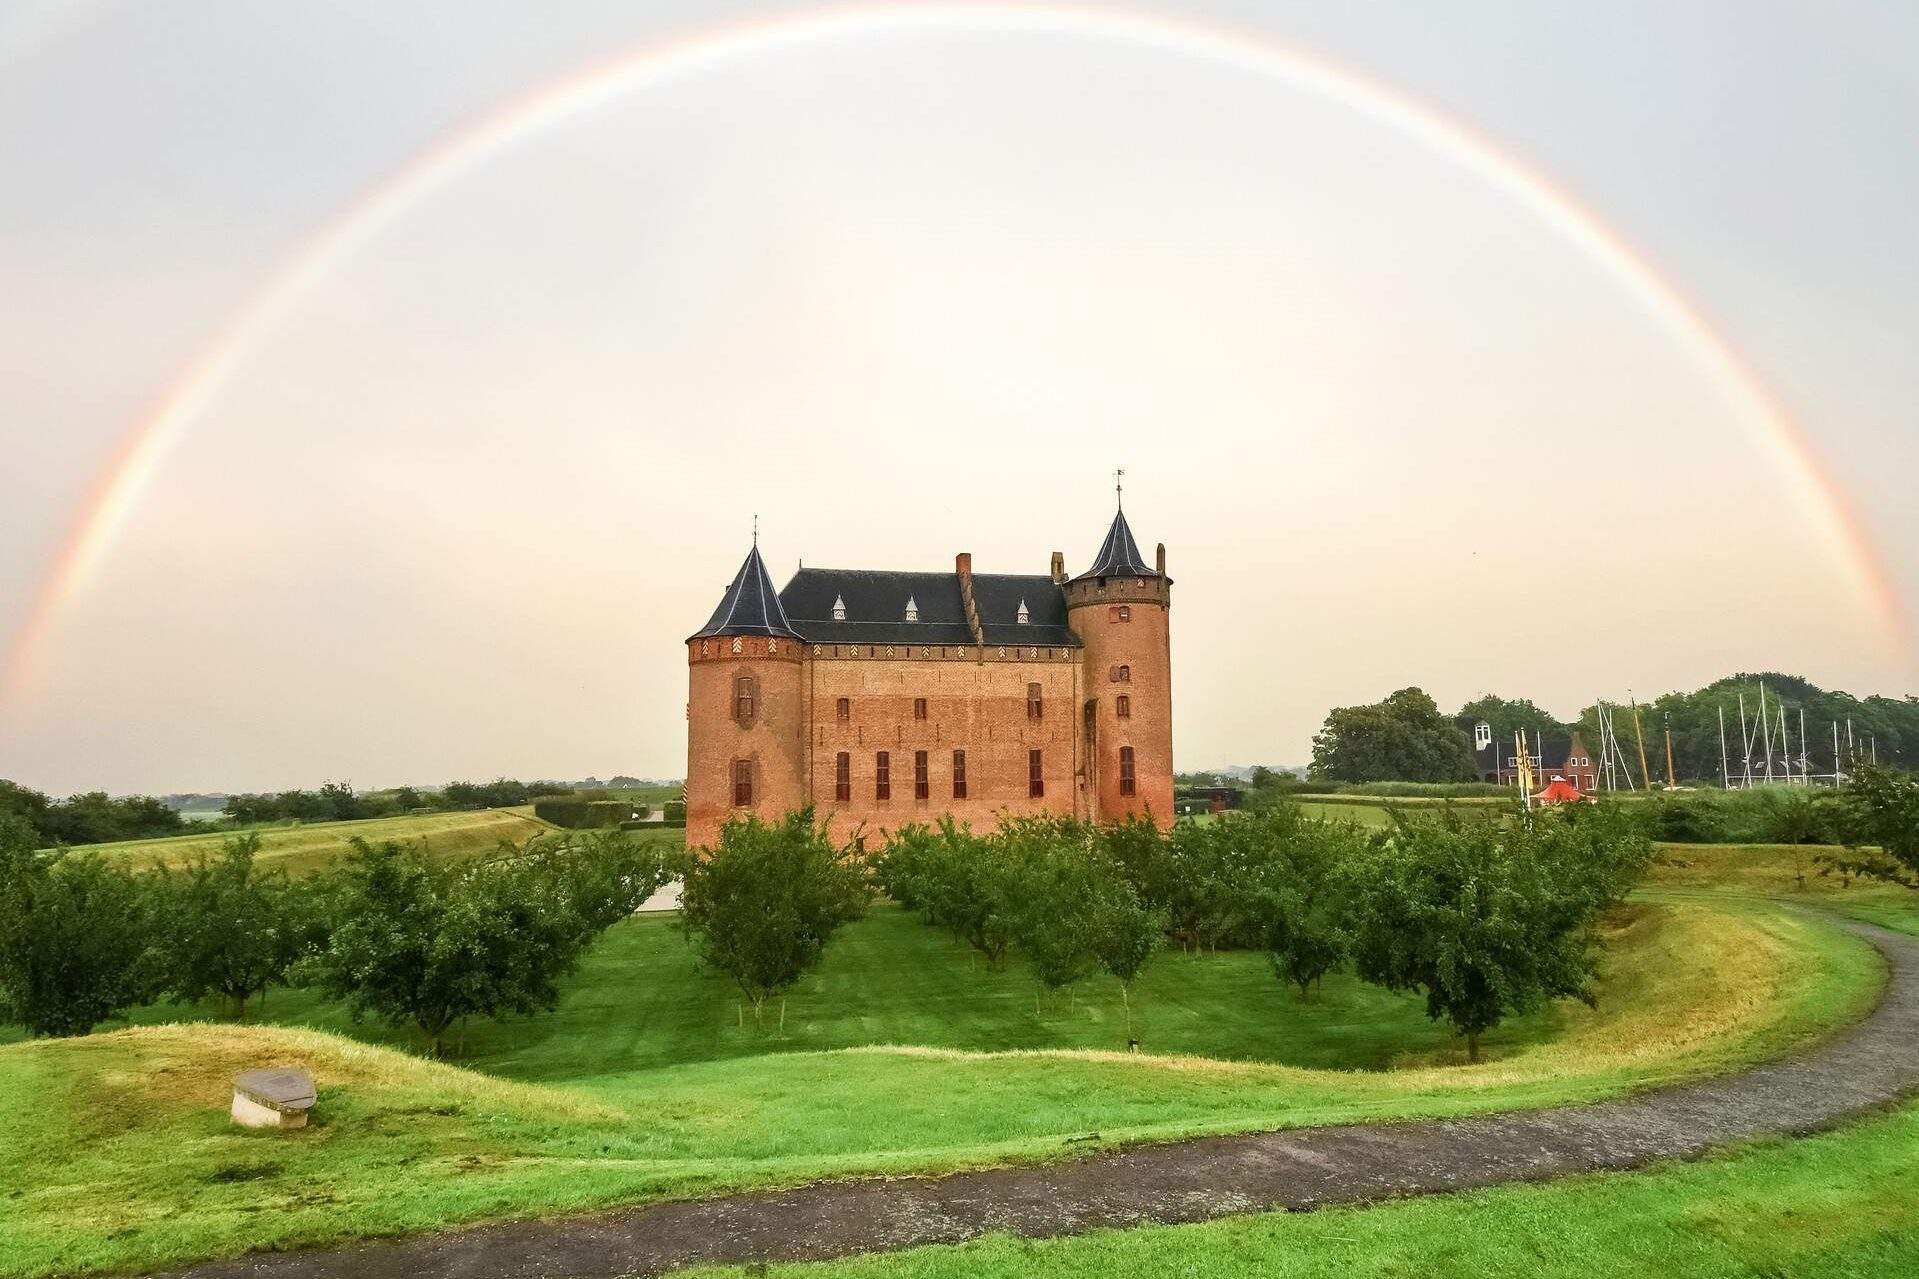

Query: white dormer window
[832,594,847,621]
[1474,721,1492,751]
[904,596,919,623]
[1016,599,1030,625]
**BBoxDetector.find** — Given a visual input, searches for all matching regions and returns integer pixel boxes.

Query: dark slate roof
[1071,509,1156,581]
[691,546,801,640]
[779,568,1080,648]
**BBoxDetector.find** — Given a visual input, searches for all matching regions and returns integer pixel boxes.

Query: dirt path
[163,917,1919,1279]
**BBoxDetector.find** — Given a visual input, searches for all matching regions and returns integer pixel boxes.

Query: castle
[684,503,1174,849]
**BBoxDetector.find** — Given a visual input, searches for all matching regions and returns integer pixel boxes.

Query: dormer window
[1474,721,1492,751]
[904,596,919,623]
[832,594,847,621]
[1016,599,1030,625]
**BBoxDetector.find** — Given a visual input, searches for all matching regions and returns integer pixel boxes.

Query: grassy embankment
[61,806,563,875]
[0,867,1892,1279]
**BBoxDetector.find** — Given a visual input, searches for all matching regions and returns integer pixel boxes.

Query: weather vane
[752,513,758,547]
[1115,467,1125,509]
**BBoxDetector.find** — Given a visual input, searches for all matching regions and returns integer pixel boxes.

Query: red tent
[1534,776,1587,805]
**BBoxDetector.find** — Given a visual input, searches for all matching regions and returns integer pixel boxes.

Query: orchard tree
[1089,876,1162,1042]
[1820,765,1919,889]
[679,811,871,1028]
[307,834,656,1055]
[1254,810,1360,998]
[156,833,309,1019]
[0,817,161,1036]
[1310,687,1478,784]
[1344,812,1616,1061]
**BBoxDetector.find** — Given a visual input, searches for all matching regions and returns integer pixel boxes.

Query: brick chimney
[1156,542,1166,577]
[956,552,985,647]
[1050,551,1066,584]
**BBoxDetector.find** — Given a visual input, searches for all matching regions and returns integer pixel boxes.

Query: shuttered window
[1027,682,1042,720]
[1119,746,1136,798]
[734,675,756,723]
[913,697,928,720]
[952,750,967,799]
[835,751,850,802]
[914,750,929,799]
[1116,694,1131,719]
[836,697,850,722]
[1028,749,1044,798]
[732,759,752,806]
[875,751,891,800]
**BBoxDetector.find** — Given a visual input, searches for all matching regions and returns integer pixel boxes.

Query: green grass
[695,1100,1919,1279]
[1645,841,1919,935]
[0,889,1887,1279]
[61,807,592,875]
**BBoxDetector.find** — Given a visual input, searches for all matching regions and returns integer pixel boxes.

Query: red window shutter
[953,749,967,799]
[914,750,929,799]
[837,697,850,722]
[1028,749,1044,798]
[835,752,850,802]
[876,751,890,800]
[913,697,927,720]
[1027,682,1042,720]
[1117,694,1130,719]
[732,759,753,806]
[1120,746,1136,797]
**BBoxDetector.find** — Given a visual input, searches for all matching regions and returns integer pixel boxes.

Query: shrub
[154,832,313,1019]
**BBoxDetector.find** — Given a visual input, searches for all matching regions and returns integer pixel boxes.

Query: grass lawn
[0,886,1888,1279]
[696,1099,1919,1279]
[60,807,606,875]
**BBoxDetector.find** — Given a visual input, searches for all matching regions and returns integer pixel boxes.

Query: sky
[2,0,1916,796]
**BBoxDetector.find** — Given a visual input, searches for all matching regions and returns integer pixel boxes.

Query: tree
[1252,808,1359,997]
[1311,688,1478,784]
[1000,820,1108,1011]
[1089,875,1162,1042]
[155,833,308,1019]
[1820,765,1919,889]
[307,833,658,1055]
[1343,810,1631,1061]
[0,816,160,1036]
[678,811,870,1028]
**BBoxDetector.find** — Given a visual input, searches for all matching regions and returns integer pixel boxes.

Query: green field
[0,854,1895,1279]
[61,806,566,875]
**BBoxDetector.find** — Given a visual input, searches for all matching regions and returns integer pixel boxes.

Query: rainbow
[4,2,1906,704]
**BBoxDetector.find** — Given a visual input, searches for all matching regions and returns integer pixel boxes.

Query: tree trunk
[1122,984,1133,1043]
[779,997,786,1031]
[1467,1032,1481,1063]
[221,990,247,1021]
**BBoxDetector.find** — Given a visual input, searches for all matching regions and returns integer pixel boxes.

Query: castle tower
[685,542,806,850]
[1063,502,1173,826]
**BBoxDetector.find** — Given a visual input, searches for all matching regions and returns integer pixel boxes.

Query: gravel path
[162,916,1919,1279]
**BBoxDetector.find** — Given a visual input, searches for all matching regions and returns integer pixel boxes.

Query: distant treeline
[0,777,595,847]
[218,779,560,825]
[0,782,186,846]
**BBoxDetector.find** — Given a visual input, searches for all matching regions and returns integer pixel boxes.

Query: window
[1110,664,1131,683]
[914,750,929,799]
[732,759,752,806]
[913,697,927,720]
[837,697,850,722]
[1016,600,1030,625]
[734,675,756,723]
[1028,749,1044,798]
[1116,694,1131,719]
[1107,604,1131,623]
[835,751,850,802]
[832,594,847,621]
[1474,721,1492,750]
[952,749,967,799]
[1027,682,1043,720]
[875,751,890,800]
[1119,746,1136,797]
[904,595,919,623]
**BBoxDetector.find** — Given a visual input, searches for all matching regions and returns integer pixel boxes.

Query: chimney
[956,552,985,647]
[1050,551,1065,584]
[1155,542,1167,577]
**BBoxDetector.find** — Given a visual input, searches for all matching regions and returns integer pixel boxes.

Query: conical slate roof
[1072,508,1155,581]
[691,545,800,639]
